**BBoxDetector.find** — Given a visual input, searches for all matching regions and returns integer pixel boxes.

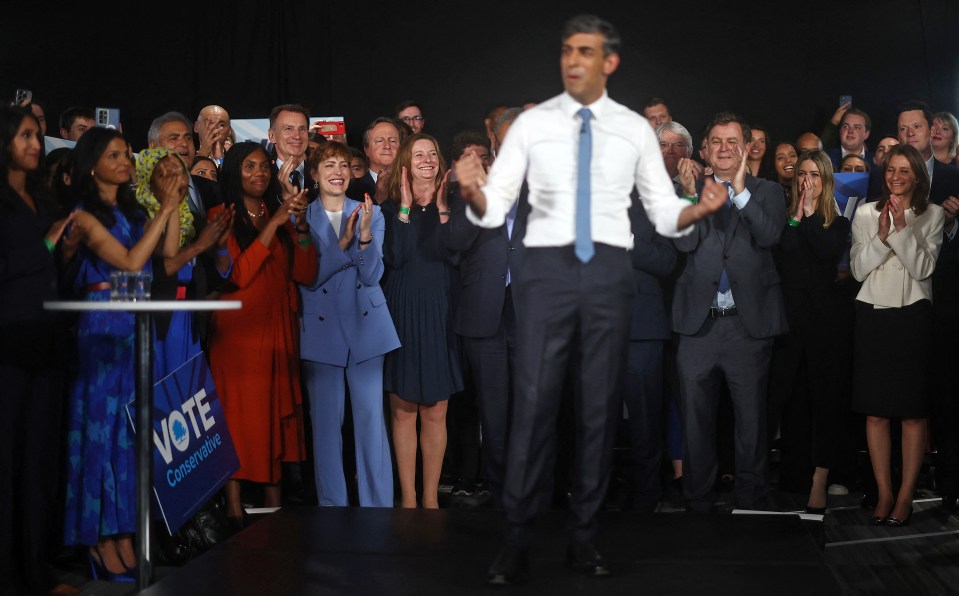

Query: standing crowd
[3,48,959,592]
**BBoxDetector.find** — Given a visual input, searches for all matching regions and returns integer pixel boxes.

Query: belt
[86,281,111,292]
[709,306,738,318]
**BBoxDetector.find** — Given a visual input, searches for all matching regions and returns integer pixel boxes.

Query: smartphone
[15,88,32,104]
[839,95,852,108]
[95,107,120,130]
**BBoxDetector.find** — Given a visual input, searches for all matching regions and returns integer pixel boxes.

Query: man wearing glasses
[395,100,425,134]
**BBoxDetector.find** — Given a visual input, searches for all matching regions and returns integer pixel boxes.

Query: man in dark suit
[266,104,315,204]
[672,112,787,514]
[359,117,401,204]
[623,198,676,512]
[448,117,527,506]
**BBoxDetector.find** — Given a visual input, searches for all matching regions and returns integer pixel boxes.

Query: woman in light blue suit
[300,142,400,507]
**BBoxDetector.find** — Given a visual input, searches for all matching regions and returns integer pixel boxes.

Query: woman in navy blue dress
[382,133,462,508]
[62,128,183,581]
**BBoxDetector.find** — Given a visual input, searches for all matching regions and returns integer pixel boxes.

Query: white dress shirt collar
[558,90,611,120]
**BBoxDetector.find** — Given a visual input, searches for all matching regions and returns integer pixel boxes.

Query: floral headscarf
[135,147,195,247]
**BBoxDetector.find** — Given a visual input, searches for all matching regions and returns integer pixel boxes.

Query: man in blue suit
[298,142,400,507]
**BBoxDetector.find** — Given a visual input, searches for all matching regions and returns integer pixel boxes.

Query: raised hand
[731,145,749,195]
[196,208,230,251]
[339,203,362,251]
[399,166,413,209]
[436,170,451,213]
[878,201,892,243]
[278,158,304,198]
[830,100,852,126]
[799,176,815,218]
[358,193,373,240]
[678,157,701,197]
[453,149,487,202]
[153,164,186,212]
[274,188,307,228]
[198,118,225,159]
[215,204,235,247]
[888,195,907,231]
[942,196,959,229]
[374,168,391,204]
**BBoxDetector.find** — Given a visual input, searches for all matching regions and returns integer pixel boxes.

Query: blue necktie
[718,182,734,294]
[575,108,594,263]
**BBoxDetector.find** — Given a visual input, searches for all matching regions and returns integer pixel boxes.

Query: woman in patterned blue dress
[62,128,184,580]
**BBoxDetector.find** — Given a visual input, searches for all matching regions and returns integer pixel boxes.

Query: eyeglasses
[400,115,424,123]
[659,141,687,150]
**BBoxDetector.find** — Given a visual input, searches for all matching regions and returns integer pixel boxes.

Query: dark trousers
[624,340,665,511]
[0,360,63,594]
[503,245,633,546]
[461,288,516,506]
[677,314,772,512]
[767,317,848,491]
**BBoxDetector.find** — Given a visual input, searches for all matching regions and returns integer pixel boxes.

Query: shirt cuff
[946,219,958,241]
[731,188,752,210]
[464,191,507,228]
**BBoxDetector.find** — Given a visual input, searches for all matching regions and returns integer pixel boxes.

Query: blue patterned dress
[63,206,147,546]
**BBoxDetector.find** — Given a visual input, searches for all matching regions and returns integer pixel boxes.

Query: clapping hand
[374,168,391,204]
[942,196,959,230]
[278,158,304,198]
[436,170,451,214]
[731,145,749,195]
[275,188,307,228]
[878,201,892,244]
[399,166,413,209]
[888,194,907,232]
[678,157,702,197]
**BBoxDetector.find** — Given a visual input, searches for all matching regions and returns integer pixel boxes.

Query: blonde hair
[790,150,838,228]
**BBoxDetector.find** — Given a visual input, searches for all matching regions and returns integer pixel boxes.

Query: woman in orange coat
[207,142,317,524]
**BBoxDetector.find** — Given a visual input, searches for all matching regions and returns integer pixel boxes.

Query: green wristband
[682,194,698,203]
[43,237,55,253]
[399,206,411,215]
[788,217,800,227]
[297,236,312,247]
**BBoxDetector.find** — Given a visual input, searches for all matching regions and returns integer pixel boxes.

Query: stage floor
[137,507,840,595]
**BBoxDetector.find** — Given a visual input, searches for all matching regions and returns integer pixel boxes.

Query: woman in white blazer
[850,144,944,526]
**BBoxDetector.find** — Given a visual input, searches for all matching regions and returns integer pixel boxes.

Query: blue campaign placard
[126,352,239,534]
[834,172,871,219]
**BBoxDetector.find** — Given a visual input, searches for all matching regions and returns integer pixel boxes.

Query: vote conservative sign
[127,352,239,534]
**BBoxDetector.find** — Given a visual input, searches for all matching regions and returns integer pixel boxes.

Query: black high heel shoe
[885,511,912,527]
[88,547,135,583]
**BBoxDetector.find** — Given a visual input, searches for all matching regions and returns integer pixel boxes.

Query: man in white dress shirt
[455,13,725,585]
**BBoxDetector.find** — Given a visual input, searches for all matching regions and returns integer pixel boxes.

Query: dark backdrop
[3,0,957,154]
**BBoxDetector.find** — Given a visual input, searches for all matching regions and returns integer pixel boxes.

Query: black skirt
[851,299,932,418]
